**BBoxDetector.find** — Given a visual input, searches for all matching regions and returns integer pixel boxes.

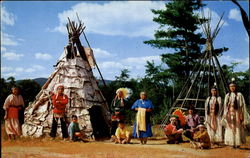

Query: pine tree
[144,0,206,85]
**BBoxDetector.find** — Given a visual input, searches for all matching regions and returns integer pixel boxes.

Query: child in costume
[114,121,131,144]
[190,124,211,149]
[68,115,85,142]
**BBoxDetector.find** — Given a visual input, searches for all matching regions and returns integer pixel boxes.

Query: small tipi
[22,18,111,139]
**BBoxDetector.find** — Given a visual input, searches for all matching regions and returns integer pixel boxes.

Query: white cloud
[53,1,165,37]
[35,53,53,60]
[100,61,125,69]
[1,7,24,62]
[1,32,19,46]
[2,72,17,78]
[1,65,47,79]
[25,68,36,73]
[1,46,7,52]
[219,55,249,71]
[33,65,45,70]
[92,48,114,58]
[2,52,24,60]
[97,55,161,79]
[228,8,241,22]
[196,8,228,33]
[99,55,160,70]
[1,7,15,26]
[123,56,161,65]
[1,66,13,72]
[14,65,45,73]
[245,33,249,43]
[122,55,161,70]
[15,67,24,72]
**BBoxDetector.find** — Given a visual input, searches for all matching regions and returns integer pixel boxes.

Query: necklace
[141,99,145,104]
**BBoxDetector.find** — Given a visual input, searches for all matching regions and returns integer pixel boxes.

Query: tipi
[160,12,228,127]
[22,18,111,139]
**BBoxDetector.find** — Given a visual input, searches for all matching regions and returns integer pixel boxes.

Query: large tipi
[160,12,228,127]
[22,18,111,139]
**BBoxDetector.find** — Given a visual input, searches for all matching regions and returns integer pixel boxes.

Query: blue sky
[1,1,249,80]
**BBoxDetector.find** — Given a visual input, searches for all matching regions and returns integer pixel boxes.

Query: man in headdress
[204,84,223,145]
[110,88,127,141]
[222,78,250,148]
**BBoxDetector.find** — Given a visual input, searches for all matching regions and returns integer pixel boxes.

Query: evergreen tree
[144,0,206,86]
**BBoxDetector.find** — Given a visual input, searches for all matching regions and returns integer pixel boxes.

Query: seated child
[164,116,183,144]
[183,106,200,140]
[190,124,211,149]
[115,121,131,144]
[68,115,84,142]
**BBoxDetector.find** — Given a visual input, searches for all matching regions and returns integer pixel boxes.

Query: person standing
[110,88,132,141]
[50,85,69,140]
[131,92,154,145]
[222,78,250,148]
[3,87,25,140]
[110,89,126,141]
[204,86,223,145]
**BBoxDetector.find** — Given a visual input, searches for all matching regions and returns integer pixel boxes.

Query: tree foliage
[144,0,207,85]
[0,78,41,121]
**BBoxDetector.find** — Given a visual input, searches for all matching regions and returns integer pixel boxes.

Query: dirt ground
[1,124,250,158]
[2,136,250,158]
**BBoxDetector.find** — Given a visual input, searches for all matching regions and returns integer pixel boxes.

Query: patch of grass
[1,123,8,140]
[125,124,165,138]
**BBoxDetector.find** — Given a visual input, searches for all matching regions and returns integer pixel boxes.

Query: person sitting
[114,121,131,144]
[68,115,85,142]
[164,116,184,144]
[183,106,200,140]
[190,124,211,149]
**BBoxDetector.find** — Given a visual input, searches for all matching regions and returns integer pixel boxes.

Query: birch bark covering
[22,47,110,138]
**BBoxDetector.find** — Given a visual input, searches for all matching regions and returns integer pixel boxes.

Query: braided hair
[226,91,238,110]
[207,93,220,116]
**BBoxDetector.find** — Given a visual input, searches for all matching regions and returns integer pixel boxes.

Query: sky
[1,1,249,81]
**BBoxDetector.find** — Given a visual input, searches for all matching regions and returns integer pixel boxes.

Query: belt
[9,105,23,108]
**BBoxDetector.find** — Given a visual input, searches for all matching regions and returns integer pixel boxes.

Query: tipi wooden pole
[213,55,229,94]
[82,31,107,87]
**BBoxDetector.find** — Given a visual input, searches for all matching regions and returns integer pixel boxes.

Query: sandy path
[2,138,250,158]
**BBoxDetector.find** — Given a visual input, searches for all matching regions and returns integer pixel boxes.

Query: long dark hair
[226,91,238,110]
[207,87,219,116]
[11,86,20,95]
[206,96,220,116]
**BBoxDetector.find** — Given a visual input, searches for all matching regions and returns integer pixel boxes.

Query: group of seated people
[69,116,132,144]
[164,106,211,149]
